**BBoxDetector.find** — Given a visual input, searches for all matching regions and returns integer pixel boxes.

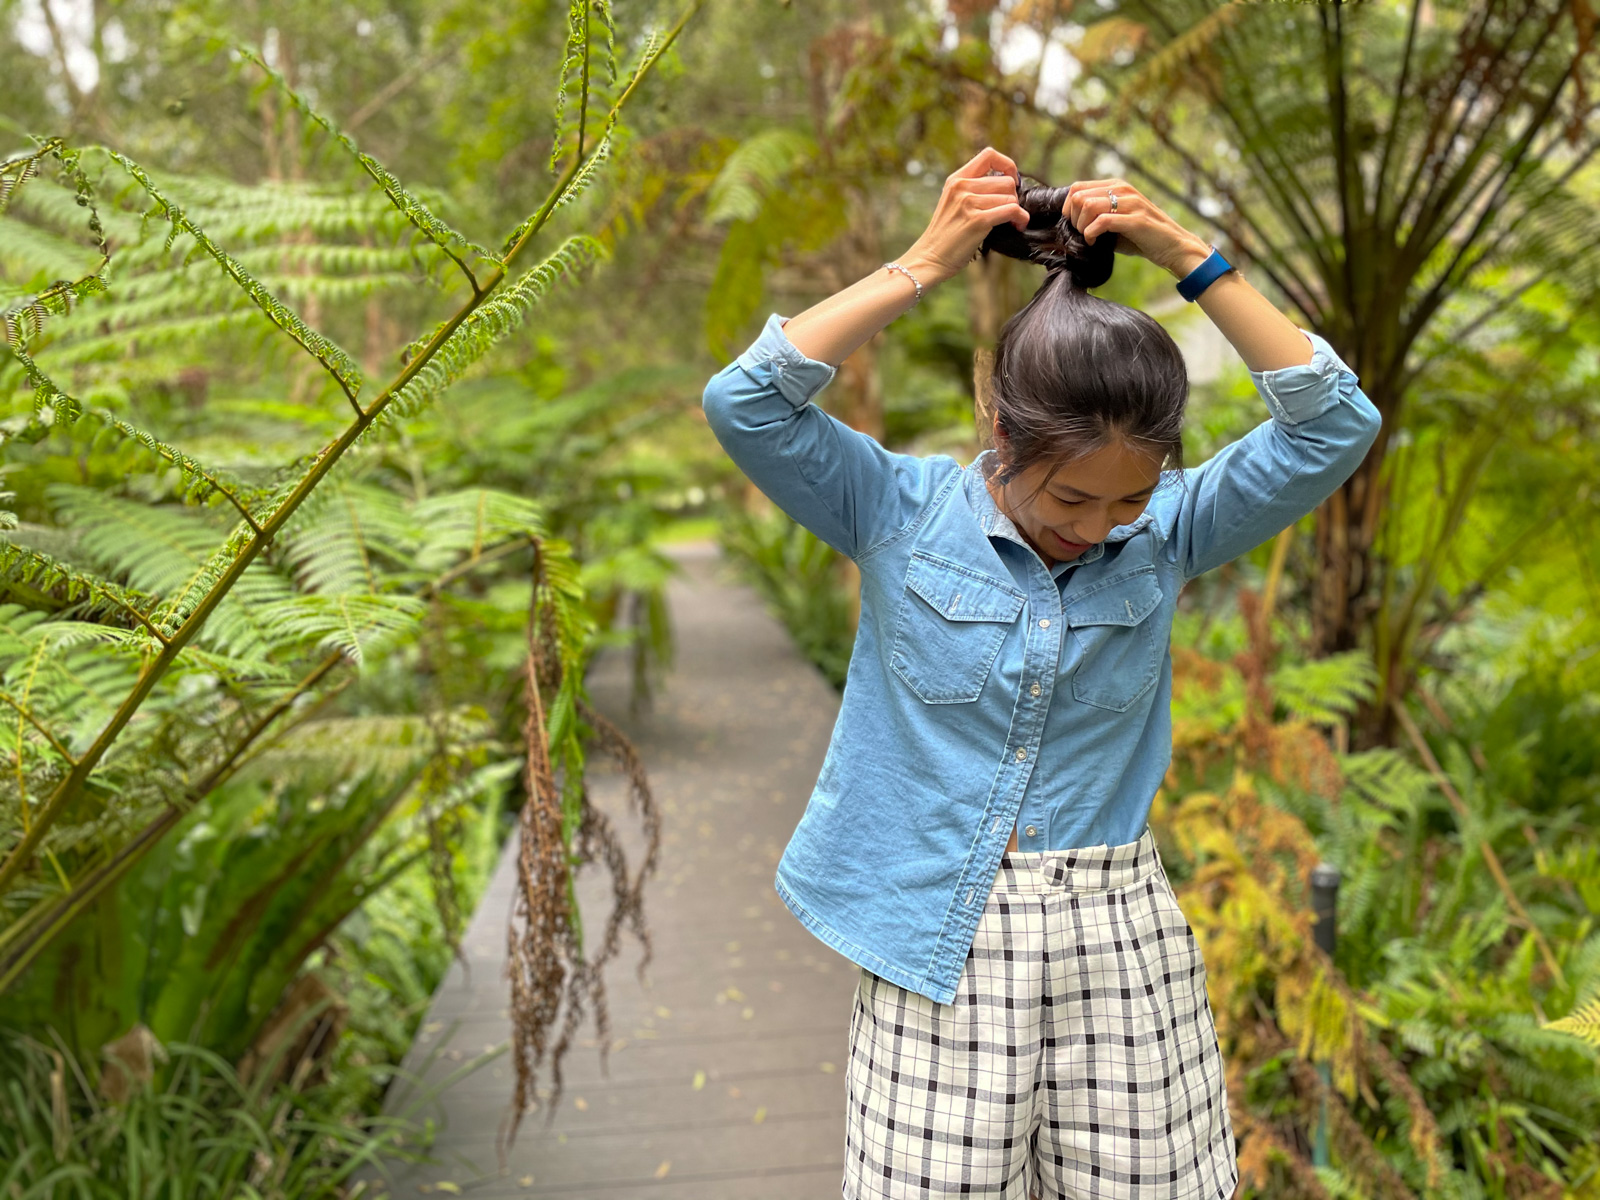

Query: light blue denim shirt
[702,311,1380,1005]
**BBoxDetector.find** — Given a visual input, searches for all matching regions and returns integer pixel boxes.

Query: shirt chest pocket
[1064,567,1165,712]
[890,552,1025,704]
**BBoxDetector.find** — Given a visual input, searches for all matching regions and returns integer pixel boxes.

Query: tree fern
[0,3,698,1154]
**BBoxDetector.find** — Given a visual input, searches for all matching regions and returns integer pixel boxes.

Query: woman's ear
[992,413,1008,440]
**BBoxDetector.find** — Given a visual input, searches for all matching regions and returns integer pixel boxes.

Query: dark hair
[976,177,1188,507]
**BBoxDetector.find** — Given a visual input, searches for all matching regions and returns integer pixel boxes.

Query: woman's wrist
[1166,236,1215,280]
[894,247,956,290]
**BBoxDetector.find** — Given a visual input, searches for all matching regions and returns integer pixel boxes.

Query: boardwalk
[378,540,857,1199]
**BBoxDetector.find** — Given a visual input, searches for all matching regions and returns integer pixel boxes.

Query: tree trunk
[1314,386,1398,749]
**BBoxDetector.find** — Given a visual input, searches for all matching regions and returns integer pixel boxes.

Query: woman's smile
[1051,529,1091,552]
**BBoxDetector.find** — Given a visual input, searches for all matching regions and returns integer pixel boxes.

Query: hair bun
[979,180,1116,290]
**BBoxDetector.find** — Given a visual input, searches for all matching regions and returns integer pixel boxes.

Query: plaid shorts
[842,827,1238,1199]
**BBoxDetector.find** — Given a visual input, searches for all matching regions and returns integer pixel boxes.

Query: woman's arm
[1058,178,1381,579]
[780,147,1029,364]
[1061,179,1314,372]
[702,148,1032,560]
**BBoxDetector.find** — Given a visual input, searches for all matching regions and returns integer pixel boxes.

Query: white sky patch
[994,16,1081,117]
[928,0,1083,117]
[14,0,100,92]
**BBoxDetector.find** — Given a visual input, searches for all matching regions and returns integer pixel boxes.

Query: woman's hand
[898,147,1031,289]
[1061,179,1213,279]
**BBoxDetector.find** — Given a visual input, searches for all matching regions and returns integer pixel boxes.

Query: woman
[700,146,1380,1199]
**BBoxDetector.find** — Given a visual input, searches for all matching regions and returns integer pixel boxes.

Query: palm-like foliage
[1053,0,1600,744]
[1,0,705,1137]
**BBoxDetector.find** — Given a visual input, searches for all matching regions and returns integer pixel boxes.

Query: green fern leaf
[240,48,496,273]
[1270,649,1378,725]
[413,489,546,572]
[1546,998,1600,1049]
[374,234,607,433]
[0,539,165,637]
[104,152,364,398]
[252,593,425,666]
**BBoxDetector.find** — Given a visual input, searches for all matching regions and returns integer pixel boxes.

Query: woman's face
[985,431,1163,564]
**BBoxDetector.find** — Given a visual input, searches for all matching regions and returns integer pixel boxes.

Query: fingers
[1079,212,1136,244]
[1065,189,1145,240]
[951,146,1021,188]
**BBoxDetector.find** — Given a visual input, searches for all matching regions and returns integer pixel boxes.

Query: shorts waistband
[992,826,1161,894]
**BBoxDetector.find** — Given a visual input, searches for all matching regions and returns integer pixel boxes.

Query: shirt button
[1038,618,1050,628]
[1014,747,1027,762]
[1025,825,1037,837]
[1030,681,1041,697]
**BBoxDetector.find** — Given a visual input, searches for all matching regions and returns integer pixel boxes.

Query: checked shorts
[842,827,1238,1199]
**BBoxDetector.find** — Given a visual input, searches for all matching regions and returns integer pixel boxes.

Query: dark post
[1309,862,1341,1168]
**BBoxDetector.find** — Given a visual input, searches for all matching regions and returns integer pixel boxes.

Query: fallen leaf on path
[655,1161,672,1178]
[753,1106,768,1124]
[692,1070,706,1090]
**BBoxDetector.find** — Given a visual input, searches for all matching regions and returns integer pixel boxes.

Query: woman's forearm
[1168,241,1314,372]
[777,255,941,368]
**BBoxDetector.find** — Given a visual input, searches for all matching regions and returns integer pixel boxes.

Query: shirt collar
[961,449,1154,574]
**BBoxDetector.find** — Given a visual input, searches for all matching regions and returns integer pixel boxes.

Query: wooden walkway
[377,540,856,1199]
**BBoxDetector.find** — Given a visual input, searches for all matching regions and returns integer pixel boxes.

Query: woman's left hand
[1061,179,1213,279]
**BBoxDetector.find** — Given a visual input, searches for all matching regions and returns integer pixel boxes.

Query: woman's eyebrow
[1050,483,1157,501]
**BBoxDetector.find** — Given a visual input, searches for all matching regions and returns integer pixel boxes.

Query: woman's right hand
[898,147,1030,289]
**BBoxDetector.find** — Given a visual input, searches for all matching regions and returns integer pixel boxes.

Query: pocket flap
[1064,567,1163,627]
[905,552,1025,623]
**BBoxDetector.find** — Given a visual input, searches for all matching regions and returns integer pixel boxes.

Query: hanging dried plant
[502,540,660,1160]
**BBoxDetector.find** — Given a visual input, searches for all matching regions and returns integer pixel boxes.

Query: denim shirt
[702,311,1381,1005]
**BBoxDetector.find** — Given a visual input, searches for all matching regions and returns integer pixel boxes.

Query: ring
[1109,191,1119,213]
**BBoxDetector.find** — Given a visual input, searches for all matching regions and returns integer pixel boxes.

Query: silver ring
[1109,191,1119,213]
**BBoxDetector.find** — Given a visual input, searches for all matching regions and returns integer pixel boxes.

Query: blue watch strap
[1176,245,1235,302]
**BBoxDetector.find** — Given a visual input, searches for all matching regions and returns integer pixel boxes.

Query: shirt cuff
[1249,329,1359,425]
[734,312,840,410]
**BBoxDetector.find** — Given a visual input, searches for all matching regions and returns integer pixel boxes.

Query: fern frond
[235,713,449,788]
[1545,998,1600,1049]
[1115,0,1249,118]
[703,129,816,225]
[501,132,616,259]
[1271,650,1379,725]
[413,489,546,573]
[0,688,78,763]
[239,48,495,285]
[0,540,166,640]
[251,593,425,666]
[1339,747,1436,818]
[41,487,294,659]
[0,146,45,213]
[549,0,620,176]
[376,234,607,431]
[8,349,266,525]
[0,140,109,352]
[1073,17,1151,67]
[277,482,417,596]
[103,151,364,400]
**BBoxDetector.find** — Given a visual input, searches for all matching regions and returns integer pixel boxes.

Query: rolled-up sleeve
[1168,329,1382,581]
[702,312,937,560]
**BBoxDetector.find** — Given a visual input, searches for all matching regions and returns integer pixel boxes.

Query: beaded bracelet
[883,261,924,306]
